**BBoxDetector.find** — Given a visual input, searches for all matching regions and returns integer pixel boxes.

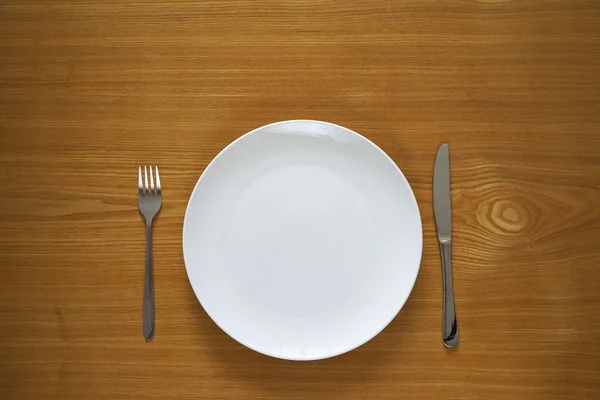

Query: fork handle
[143,220,155,340]
[440,240,458,347]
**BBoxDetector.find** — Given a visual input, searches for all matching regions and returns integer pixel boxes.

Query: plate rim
[182,119,423,360]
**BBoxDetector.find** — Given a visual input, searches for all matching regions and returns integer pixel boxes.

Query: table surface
[1,1,599,399]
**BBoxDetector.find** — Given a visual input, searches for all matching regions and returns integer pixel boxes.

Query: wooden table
[1,1,599,399]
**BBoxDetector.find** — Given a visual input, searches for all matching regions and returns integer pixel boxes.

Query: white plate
[183,120,422,360]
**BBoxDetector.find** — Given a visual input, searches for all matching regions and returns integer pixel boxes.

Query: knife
[433,143,459,347]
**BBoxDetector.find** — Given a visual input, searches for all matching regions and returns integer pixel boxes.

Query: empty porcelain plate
[183,120,422,360]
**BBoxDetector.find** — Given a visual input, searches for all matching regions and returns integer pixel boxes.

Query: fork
[138,166,162,340]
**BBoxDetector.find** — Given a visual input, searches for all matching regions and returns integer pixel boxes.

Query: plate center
[226,164,376,320]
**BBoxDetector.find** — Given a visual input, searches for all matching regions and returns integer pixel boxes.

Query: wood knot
[477,198,532,235]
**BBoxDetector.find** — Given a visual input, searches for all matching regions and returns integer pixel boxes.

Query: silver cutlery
[433,144,459,347]
[138,166,162,340]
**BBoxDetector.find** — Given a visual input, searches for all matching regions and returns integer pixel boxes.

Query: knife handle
[440,240,458,347]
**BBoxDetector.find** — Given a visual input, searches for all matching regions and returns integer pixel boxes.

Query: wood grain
[1,1,600,399]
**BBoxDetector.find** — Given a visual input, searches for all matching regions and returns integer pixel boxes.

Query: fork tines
[138,166,161,196]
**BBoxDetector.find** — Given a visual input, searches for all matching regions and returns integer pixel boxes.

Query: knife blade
[433,143,459,347]
[434,144,452,241]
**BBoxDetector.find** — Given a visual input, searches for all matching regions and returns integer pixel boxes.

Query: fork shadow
[187,275,426,397]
